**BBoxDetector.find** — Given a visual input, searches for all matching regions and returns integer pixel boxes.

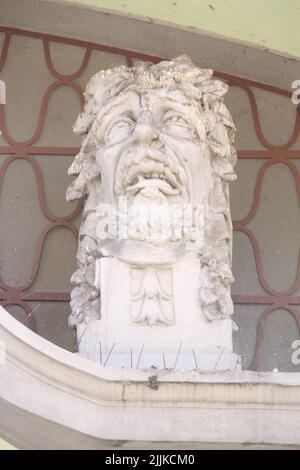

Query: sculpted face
[95,88,212,208]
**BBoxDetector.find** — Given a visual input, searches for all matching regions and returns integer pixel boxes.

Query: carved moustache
[115,147,188,199]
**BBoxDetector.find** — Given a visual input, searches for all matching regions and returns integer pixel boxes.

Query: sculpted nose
[133,112,160,145]
[134,123,158,144]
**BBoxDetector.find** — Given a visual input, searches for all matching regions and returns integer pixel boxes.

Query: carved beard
[114,146,191,243]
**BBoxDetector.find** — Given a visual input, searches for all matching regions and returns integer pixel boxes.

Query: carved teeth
[117,149,188,197]
[177,167,187,185]
[164,167,179,188]
[125,158,182,190]
[126,178,180,196]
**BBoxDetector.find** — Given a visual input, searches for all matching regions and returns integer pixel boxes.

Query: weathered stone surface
[67,56,238,369]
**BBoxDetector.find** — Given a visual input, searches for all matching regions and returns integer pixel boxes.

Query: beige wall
[65,0,300,58]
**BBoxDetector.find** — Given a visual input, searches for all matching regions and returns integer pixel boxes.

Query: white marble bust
[67,56,239,370]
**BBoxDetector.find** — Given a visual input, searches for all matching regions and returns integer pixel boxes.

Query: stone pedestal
[78,257,240,370]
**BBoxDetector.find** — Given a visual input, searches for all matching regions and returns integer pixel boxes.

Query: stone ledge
[1,306,300,444]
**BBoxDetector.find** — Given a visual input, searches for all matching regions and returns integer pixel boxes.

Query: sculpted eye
[161,112,193,137]
[105,118,134,144]
[163,114,189,126]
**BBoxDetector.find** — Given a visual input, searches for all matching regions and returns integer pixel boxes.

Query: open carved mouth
[115,149,188,200]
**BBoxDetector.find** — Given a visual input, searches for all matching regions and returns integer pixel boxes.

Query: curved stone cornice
[1,0,300,91]
[1,306,300,444]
